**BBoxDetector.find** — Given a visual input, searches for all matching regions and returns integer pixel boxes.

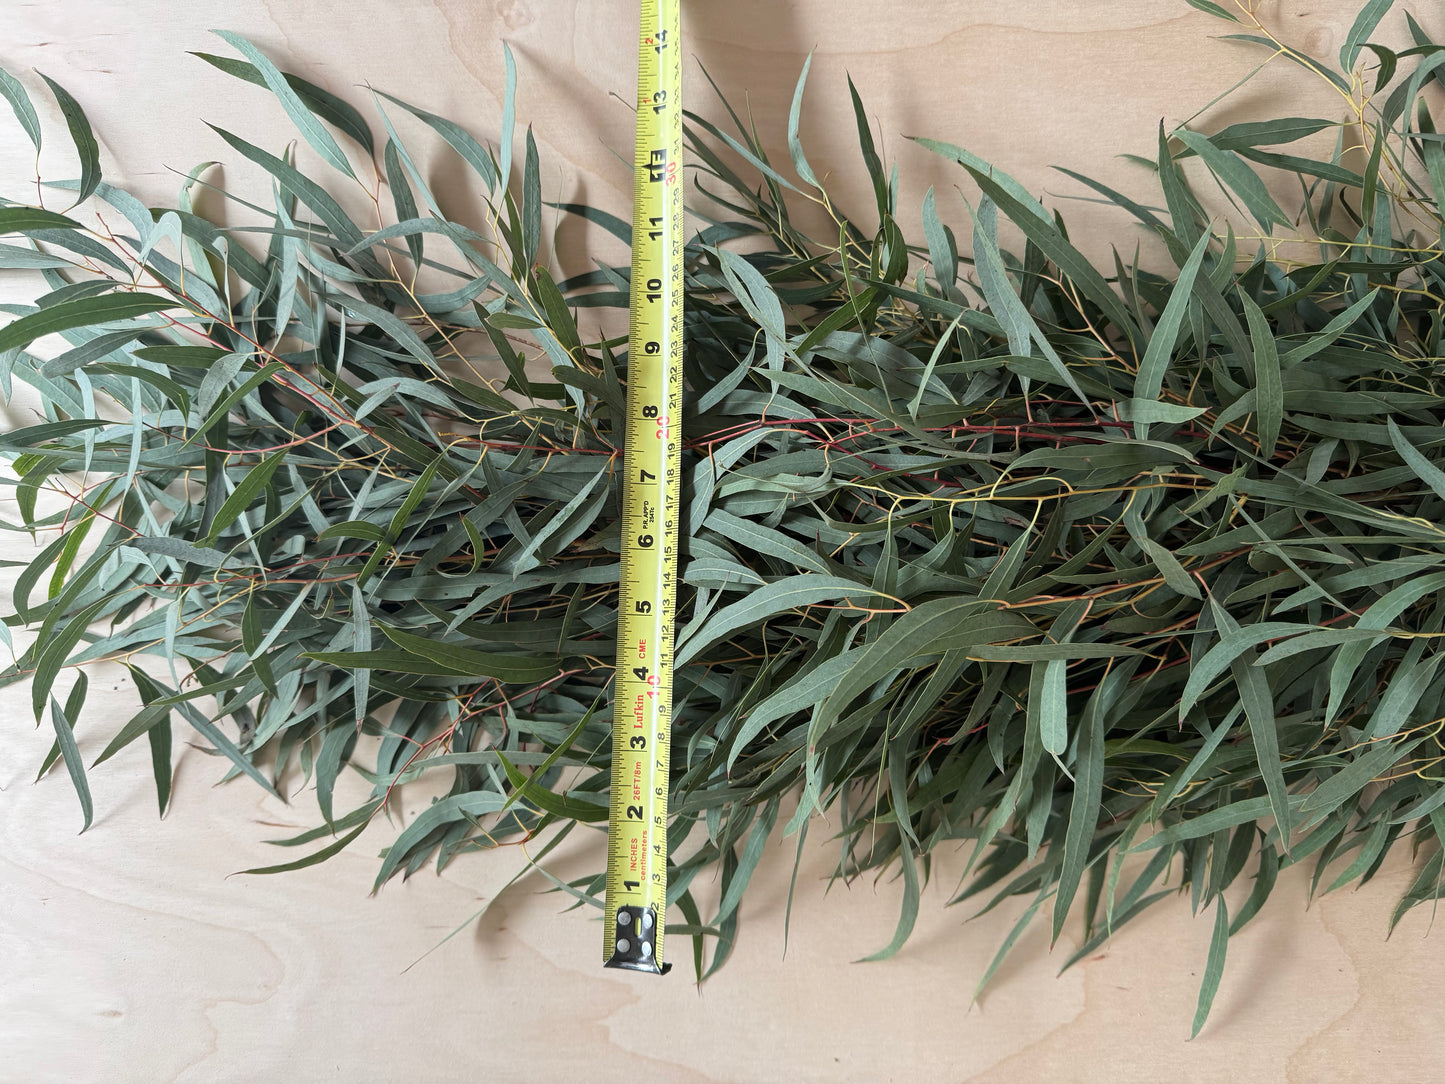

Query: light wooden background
[3,1,1444,1080]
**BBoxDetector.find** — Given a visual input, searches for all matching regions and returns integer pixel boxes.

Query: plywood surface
[2,2,1444,1080]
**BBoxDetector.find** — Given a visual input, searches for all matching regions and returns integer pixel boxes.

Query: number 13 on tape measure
[603,0,683,975]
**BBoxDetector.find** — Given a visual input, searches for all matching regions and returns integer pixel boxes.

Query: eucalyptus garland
[4,2,1445,1033]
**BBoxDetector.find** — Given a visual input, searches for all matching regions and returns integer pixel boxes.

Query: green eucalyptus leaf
[1190,896,1230,1039]
[0,65,42,150]
[37,73,101,206]
[0,292,176,354]
[0,206,85,233]
[196,40,372,160]
[1340,0,1395,72]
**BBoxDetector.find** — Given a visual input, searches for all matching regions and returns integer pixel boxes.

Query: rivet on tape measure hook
[603,0,683,975]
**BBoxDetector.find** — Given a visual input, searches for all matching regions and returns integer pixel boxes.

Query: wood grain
[3,1,1444,1079]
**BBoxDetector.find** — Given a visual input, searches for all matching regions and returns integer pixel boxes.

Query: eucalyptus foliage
[5,4,1445,1032]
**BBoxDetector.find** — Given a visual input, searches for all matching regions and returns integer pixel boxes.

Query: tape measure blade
[603,0,683,974]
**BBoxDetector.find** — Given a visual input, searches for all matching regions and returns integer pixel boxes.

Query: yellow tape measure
[603,0,683,975]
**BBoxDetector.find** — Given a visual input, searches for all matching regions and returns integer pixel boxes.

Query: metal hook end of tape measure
[603,904,672,975]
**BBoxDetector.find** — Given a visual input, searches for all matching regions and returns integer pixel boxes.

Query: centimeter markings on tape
[603,0,683,976]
